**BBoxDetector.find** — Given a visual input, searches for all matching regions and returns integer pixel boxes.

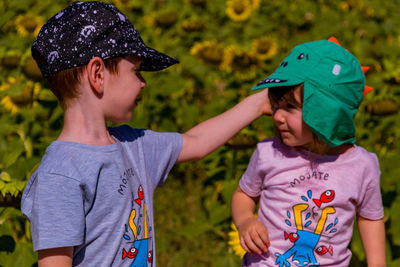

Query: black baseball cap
[32,1,179,78]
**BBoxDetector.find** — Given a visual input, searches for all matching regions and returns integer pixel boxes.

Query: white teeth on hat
[256,78,288,86]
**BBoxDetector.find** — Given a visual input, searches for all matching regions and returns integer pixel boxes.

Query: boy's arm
[177,89,270,163]
[231,186,269,255]
[38,247,73,267]
[357,216,386,267]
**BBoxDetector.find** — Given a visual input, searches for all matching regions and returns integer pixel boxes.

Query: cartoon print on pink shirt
[275,190,338,267]
[121,184,153,267]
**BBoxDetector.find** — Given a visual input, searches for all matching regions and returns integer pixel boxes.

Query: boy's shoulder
[34,138,119,181]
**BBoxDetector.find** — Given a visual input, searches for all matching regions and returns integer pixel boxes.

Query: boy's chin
[108,112,134,124]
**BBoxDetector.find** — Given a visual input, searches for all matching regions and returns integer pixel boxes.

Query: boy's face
[103,55,146,123]
[272,87,313,148]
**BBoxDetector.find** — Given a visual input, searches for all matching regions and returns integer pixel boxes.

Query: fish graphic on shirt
[135,185,144,206]
[313,190,335,207]
[316,245,333,256]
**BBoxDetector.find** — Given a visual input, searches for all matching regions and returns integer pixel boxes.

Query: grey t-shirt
[21,125,182,266]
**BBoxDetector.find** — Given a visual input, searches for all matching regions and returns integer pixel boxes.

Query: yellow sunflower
[1,50,21,69]
[249,0,260,9]
[228,222,246,258]
[181,19,207,32]
[154,10,178,28]
[190,40,225,68]
[220,45,259,81]
[15,14,43,37]
[112,0,142,12]
[111,0,130,9]
[189,0,207,7]
[142,15,162,35]
[0,77,18,92]
[226,0,253,22]
[250,36,278,60]
[0,77,41,114]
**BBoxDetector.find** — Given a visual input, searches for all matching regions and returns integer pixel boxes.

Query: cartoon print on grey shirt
[122,185,153,266]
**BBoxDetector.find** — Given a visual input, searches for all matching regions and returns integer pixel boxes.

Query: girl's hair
[268,83,330,154]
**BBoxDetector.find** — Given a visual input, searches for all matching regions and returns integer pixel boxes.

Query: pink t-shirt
[239,138,384,267]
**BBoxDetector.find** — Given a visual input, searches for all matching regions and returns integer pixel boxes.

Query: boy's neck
[57,104,116,146]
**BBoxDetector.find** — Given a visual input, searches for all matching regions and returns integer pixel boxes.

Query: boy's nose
[137,73,146,88]
[141,80,147,89]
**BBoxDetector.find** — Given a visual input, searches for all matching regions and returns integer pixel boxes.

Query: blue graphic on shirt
[275,190,337,267]
[121,185,153,266]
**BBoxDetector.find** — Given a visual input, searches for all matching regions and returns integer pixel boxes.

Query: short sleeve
[21,172,85,251]
[109,125,182,188]
[239,148,264,197]
[357,157,384,220]
[141,130,182,187]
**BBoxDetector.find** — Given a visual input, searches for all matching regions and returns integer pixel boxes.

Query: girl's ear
[87,57,105,97]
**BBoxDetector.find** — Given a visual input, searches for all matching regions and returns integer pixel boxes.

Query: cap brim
[139,46,179,71]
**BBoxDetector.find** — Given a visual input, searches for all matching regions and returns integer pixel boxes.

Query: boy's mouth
[135,95,142,104]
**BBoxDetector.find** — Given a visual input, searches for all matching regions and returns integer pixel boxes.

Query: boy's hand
[237,217,270,255]
[254,88,272,116]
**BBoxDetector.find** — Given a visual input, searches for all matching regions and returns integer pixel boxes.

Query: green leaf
[2,146,24,169]
[0,235,15,253]
[389,196,400,245]
[0,241,37,267]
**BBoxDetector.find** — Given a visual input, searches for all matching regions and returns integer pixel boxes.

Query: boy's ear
[87,57,105,96]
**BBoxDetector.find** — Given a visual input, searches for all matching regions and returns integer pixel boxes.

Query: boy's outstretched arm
[38,247,73,267]
[231,186,270,255]
[357,216,386,267]
[177,89,270,163]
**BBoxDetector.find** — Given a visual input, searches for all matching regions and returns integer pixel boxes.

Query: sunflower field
[1,0,400,266]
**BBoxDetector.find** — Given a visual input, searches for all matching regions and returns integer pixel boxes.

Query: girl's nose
[273,109,286,124]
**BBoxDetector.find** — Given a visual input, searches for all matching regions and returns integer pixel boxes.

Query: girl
[231,40,385,267]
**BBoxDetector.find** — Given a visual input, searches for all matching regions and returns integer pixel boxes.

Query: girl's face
[272,86,314,148]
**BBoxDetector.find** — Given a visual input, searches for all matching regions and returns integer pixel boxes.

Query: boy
[21,1,270,266]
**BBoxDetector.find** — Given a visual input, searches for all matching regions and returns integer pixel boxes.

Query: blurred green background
[0,0,400,266]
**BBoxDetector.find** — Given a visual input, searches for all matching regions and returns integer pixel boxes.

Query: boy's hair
[252,40,365,147]
[47,57,122,109]
[269,83,329,154]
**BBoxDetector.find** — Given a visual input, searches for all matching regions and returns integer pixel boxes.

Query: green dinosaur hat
[253,40,366,147]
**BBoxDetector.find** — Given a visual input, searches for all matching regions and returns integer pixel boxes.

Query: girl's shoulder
[351,145,380,167]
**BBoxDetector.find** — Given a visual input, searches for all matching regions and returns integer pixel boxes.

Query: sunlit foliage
[1,0,400,266]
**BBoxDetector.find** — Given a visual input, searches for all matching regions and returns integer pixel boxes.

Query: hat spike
[364,85,373,96]
[361,65,373,95]
[361,66,370,73]
[328,36,341,45]
[328,37,373,96]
